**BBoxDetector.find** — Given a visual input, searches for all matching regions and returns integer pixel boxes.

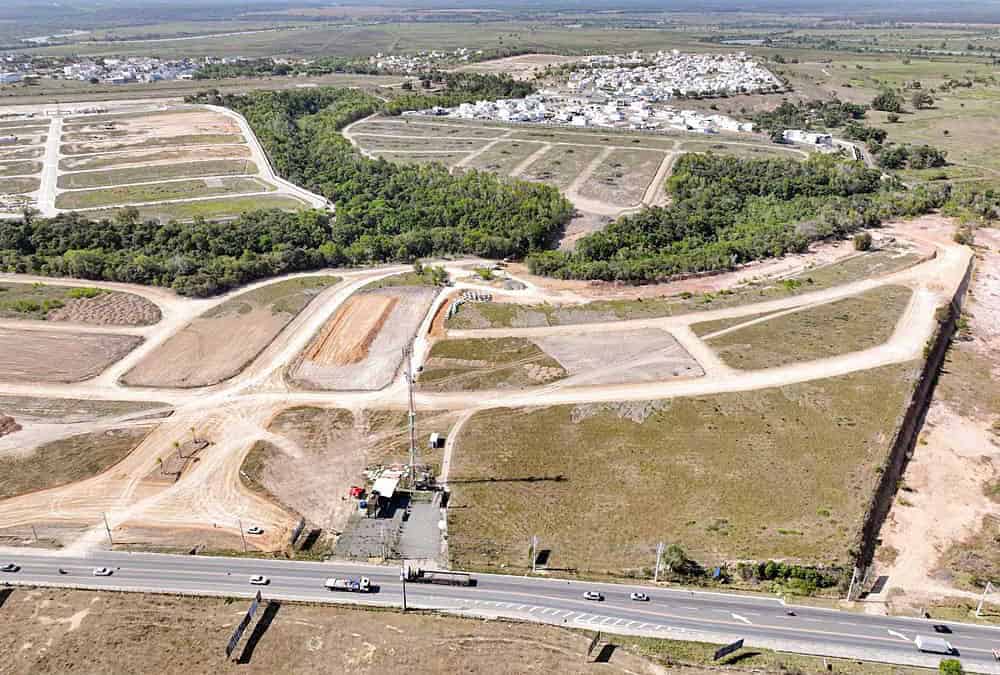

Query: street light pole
[654,541,664,583]
[102,512,113,546]
[530,535,539,574]
[401,562,408,612]
[976,581,995,617]
[238,518,247,553]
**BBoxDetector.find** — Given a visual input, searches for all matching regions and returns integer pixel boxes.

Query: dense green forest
[0,86,570,296]
[383,72,536,115]
[525,153,959,282]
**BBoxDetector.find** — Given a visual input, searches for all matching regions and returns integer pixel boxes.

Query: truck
[914,635,953,655]
[324,576,371,593]
[403,565,475,587]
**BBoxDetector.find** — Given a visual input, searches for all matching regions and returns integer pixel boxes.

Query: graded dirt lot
[292,285,437,391]
[242,406,458,541]
[698,285,914,370]
[0,426,154,499]
[124,276,340,388]
[0,329,141,383]
[419,337,567,391]
[63,108,239,140]
[61,133,244,156]
[577,148,666,207]
[448,363,919,574]
[455,52,582,79]
[0,283,160,326]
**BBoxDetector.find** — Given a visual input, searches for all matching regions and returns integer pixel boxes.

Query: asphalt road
[2,551,999,672]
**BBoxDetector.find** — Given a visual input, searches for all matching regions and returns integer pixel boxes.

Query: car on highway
[249,575,270,586]
[1,563,19,573]
[583,591,604,601]
[246,526,264,535]
[92,567,113,577]
[629,592,650,602]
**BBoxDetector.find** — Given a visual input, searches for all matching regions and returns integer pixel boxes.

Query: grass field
[373,151,470,167]
[354,119,507,139]
[419,337,566,391]
[517,144,604,189]
[448,362,919,574]
[0,282,101,321]
[87,194,307,222]
[0,161,41,177]
[352,133,490,152]
[577,148,665,206]
[462,139,546,174]
[698,285,913,370]
[55,177,270,210]
[0,427,152,500]
[61,134,244,156]
[680,140,808,160]
[508,128,681,151]
[59,146,251,172]
[0,176,40,194]
[0,147,44,160]
[57,160,257,189]
[449,248,923,330]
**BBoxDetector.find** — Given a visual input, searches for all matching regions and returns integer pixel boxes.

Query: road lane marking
[888,630,911,642]
[731,613,752,625]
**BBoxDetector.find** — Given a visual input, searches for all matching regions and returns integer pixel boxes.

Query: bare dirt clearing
[0,328,141,383]
[124,276,339,388]
[454,52,582,79]
[0,588,666,675]
[63,108,239,141]
[449,363,919,574]
[292,285,437,391]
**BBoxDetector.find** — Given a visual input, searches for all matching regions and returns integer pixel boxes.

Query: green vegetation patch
[55,177,269,210]
[87,194,306,223]
[937,515,1000,593]
[0,282,110,320]
[448,363,919,574]
[701,284,913,370]
[0,161,41,177]
[60,133,244,155]
[518,143,605,189]
[57,159,257,189]
[420,337,566,391]
[203,275,340,318]
[0,427,152,499]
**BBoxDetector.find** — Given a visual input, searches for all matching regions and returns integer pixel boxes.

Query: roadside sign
[713,638,744,661]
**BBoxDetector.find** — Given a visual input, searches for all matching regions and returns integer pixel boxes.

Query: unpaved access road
[0,217,973,560]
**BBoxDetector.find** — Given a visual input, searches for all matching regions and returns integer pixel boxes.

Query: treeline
[877,144,947,170]
[752,99,866,135]
[383,71,536,115]
[525,153,916,283]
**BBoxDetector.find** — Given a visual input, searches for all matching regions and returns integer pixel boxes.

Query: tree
[939,658,963,674]
[872,89,903,113]
[853,232,873,251]
[911,90,934,109]
[663,544,696,575]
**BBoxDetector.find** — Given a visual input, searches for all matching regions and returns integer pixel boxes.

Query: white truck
[914,635,954,655]
[324,576,371,593]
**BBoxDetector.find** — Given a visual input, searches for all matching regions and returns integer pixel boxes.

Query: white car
[246,526,264,535]
[630,592,650,602]
[1,563,19,573]
[92,567,113,577]
[249,575,270,586]
[583,591,604,601]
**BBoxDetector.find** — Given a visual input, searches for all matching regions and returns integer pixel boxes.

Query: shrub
[853,232,873,251]
[66,287,105,299]
[939,658,963,674]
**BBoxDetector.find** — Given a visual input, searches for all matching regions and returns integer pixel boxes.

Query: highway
[2,550,1000,672]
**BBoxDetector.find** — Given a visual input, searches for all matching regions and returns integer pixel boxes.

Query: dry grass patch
[87,194,306,223]
[55,176,269,210]
[463,139,546,175]
[448,363,919,574]
[699,285,913,370]
[373,151,469,167]
[0,160,41,177]
[0,283,160,326]
[61,133,243,155]
[518,144,605,189]
[353,133,490,152]
[937,515,1000,592]
[577,148,666,207]
[680,141,809,160]
[419,337,566,391]
[124,276,339,388]
[59,145,251,171]
[0,426,153,499]
[57,159,256,189]
[0,176,40,194]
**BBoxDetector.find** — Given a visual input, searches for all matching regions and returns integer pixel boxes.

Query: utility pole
[403,342,417,487]
[400,562,408,612]
[654,541,664,583]
[31,524,38,544]
[238,518,247,553]
[976,581,995,617]
[102,512,113,546]
[530,535,539,574]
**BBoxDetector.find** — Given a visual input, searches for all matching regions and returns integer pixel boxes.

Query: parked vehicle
[914,635,954,654]
[246,526,264,535]
[249,575,270,586]
[325,577,371,593]
[583,591,604,601]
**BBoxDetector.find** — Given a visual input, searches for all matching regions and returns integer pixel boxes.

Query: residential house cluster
[568,50,783,99]
[370,48,481,74]
[61,57,198,84]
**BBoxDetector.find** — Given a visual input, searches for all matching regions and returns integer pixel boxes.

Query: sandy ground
[292,286,438,391]
[453,53,583,80]
[0,588,667,675]
[58,144,251,171]
[46,292,161,326]
[304,294,398,365]
[535,328,704,386]
[63,108,239,142]
[870,227,1000,609]
[0,329,141,383]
